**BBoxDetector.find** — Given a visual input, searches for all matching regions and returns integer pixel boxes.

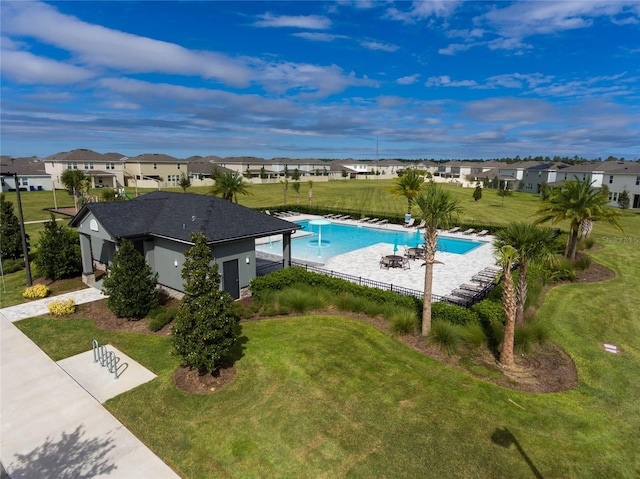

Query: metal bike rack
[92,339,128,379]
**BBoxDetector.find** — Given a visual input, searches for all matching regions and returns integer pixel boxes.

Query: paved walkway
[0,288,180,478]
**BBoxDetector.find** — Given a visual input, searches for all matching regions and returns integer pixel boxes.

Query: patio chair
[403,218,416,228]
[376,219,389,226]
[358,217,370,223]
[367,218,380,224]
[416,220,426,229]
[379,255,391,269]
[462,228,475,235]
[401,257,410,270]
[448,226,461,233]
[264,210,272,215]
[476,229,489,236]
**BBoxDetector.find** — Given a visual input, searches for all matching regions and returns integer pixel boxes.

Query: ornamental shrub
[102,238,158,319]
[429,321,463,355]
[172,232,238,374]
[23,284,51,299]
[432,302,479,326]
[48,299,75,316]
[35,214,81,280]
[149,311,175,332]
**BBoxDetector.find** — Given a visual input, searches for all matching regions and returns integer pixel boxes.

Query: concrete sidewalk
[0,288,180,478]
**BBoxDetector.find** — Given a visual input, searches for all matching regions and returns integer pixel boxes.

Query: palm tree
[292,181,301,205]
[415,184,462,335]
[493,222,556,325]
[536,177,621,260]
[307,180,313,206]
[280,179,288,205]
[495,245,518,367]
[386,168,424,215]
[209,171,251,203]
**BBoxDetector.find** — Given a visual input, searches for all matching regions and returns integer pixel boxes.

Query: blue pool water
[258,220,484,264]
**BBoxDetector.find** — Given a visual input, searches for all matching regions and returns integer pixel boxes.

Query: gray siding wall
[212,239,255,291]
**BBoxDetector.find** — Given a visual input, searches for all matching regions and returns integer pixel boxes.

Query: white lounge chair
[358,217,370,223]
[416,220,426,229]
[462,228,475,235]
[449,226,461,233]
[403,218,416,228]
[476,229,489,236]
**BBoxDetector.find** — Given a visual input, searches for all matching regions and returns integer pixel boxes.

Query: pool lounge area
[256,214,497,299]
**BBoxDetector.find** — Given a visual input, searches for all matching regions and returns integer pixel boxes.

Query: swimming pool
[257,220,485,264]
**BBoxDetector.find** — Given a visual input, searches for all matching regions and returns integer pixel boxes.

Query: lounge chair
[358,217,370,223]
[367,218,380,224]
[443,295,469,306]
[403,218,415,228]
[264,210,272,215]
[416,220,426,229]
[449,226,461,233]
[476,229,489,236]
[460,283,485,292]
[462,228,475,235]
[376,219,389,226]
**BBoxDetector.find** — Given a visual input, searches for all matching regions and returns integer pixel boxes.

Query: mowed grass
[7,181,640,478]
[17,310,639,478]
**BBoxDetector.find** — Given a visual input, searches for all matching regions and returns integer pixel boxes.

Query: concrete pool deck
[256,214,497,298]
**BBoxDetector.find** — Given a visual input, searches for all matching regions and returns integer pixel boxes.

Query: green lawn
[7,181,640,478]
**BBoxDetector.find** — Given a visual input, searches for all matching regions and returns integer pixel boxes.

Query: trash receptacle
[404,213,412,224]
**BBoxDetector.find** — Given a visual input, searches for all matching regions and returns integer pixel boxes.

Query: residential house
[1,156,52,192]
[554,161,640,209]
[69,191,301,299]
[122,153,188,190]
[521,162,571,194]
[44,149,125,189]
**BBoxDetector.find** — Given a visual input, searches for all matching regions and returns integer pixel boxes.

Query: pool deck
[256,215,497,298]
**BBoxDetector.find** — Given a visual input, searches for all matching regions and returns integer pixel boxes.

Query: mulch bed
[41,256,615,395]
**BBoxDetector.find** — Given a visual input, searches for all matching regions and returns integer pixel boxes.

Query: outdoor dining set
[379,246,426,270]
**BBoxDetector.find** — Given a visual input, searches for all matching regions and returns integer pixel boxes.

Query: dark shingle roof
[70,191,300,243]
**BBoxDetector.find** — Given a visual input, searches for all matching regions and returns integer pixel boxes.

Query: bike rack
[92,339,128,379]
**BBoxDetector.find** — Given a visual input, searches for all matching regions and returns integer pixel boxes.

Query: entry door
[223,259,240,299]
[633,194,640,209]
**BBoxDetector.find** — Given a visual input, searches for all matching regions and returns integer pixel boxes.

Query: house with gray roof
[1,156,51,192]
[69,191,301,299]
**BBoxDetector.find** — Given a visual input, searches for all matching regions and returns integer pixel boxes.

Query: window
[67,162,78,170]
[177,163,181,170]
[153,163,158,170]
[105,163,115,170]
[608,192,618,202]
[20,178,29,186]
[636,176,640,186]
[609,175,613,184]
[83,162,94,169]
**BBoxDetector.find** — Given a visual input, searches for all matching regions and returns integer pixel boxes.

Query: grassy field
[6,180,640,478]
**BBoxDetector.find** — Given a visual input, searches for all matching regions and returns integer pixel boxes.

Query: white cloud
[0,49,96,84]
[293,32,347,42]
[425,76,478,87]
[359,40,399,52]
[2,1,252,87]
[438,43,475,55]
[481,1,640,50]
[396,74,420,85]
[253,13,331,29]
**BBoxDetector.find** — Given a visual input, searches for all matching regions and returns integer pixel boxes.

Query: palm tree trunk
[568,224,580,261]
[422,261,434,335]
[421,226,438,336]
[515,259,527,326]
[500,268,517,367]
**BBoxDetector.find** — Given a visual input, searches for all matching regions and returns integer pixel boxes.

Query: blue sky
[1,1,638,160]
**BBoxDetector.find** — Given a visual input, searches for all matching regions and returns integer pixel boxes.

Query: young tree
[209,171,251,203]
[307,180,313,206]
[497,182,512,206]
[35,214,81,280]
[172,232,238,373]
[386,168,424,214]
[494,223,556,325]
[415,184,462,335]
[0,193,28,260]
[102,238,158,318]
[473,185,483,202]
[178,173,191,192]
[495,245,518,367]
[292,181,301,205]
[618,189,630,210]
[60,169,87,212]
[280,179,288,205]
